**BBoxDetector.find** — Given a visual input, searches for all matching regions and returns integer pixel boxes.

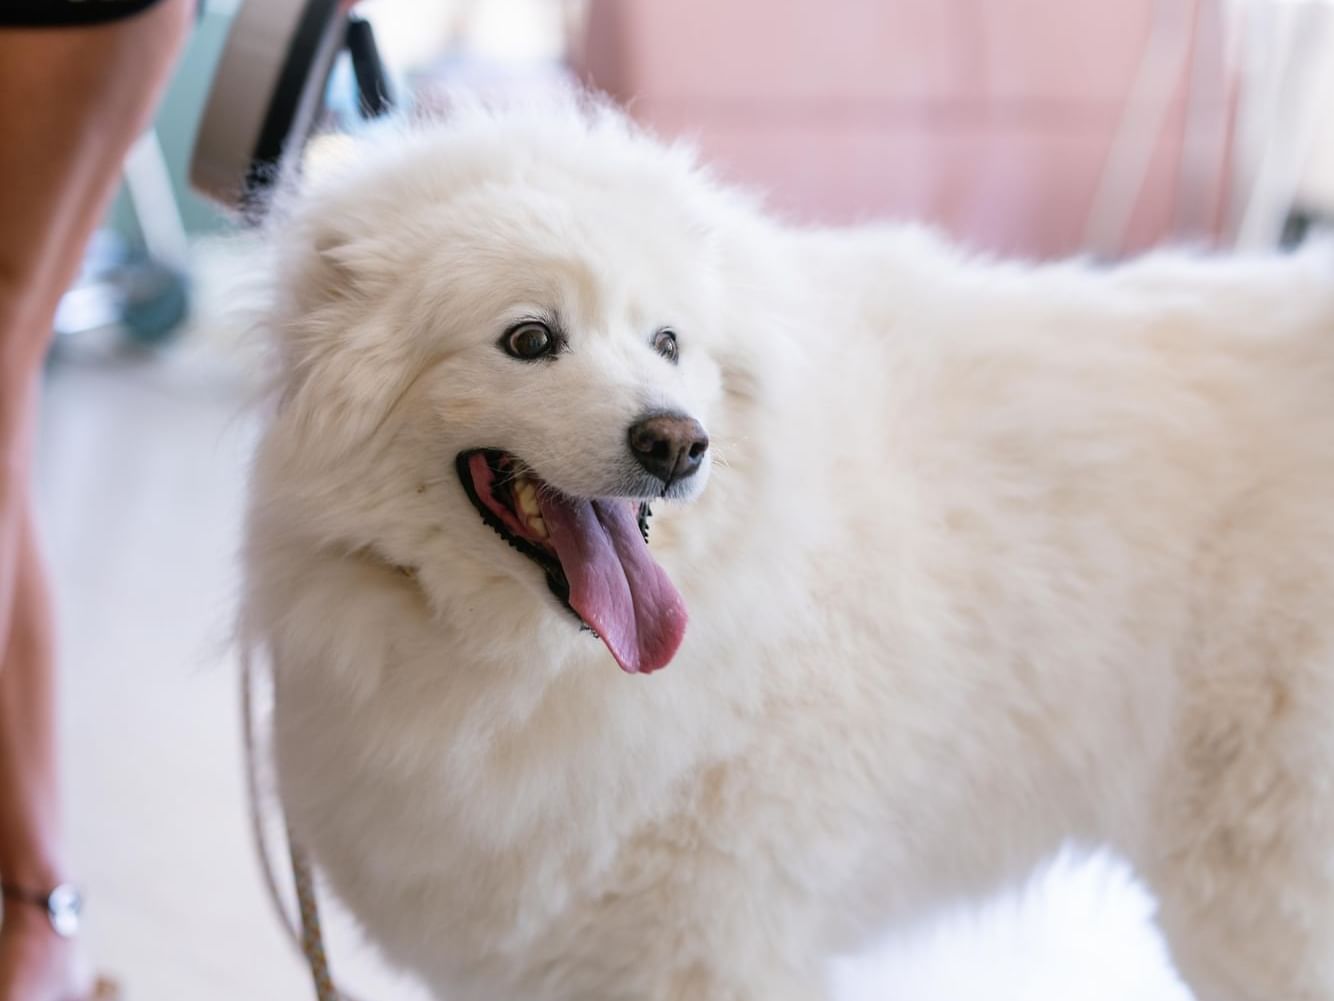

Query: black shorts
[0,0,176,27]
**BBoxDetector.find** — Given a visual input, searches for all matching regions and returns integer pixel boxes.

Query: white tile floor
[32,319,1194,1001]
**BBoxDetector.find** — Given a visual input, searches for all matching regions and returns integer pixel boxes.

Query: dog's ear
[265,213,423,460]
[258,124,442,461]
[293,233,367,319]
[285,210,388,314]
[270,131,403,313]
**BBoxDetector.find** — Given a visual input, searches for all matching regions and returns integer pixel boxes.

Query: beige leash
[240,644,350,1001]
[288,838,340,1001]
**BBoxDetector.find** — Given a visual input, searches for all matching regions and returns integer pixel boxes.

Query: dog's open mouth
[456,449,687,674]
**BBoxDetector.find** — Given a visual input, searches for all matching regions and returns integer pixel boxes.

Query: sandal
[4,883,122,1000]
[83,976,122,1000]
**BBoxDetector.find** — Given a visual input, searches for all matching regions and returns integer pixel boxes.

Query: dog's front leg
[600,879,832,1001]
[549,859,832,1001]
[651,963,828,1001]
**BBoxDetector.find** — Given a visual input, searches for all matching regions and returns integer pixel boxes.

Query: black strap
[345,13,393,120]
[0,882,51,909]
[0,0,175,28]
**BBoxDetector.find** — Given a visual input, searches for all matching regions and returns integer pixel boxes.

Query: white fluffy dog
[243,97,1334,1001]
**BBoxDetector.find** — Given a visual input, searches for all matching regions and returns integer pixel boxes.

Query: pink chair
[576,0,1233,259]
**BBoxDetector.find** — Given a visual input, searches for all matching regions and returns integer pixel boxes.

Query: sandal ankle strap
[1,881,83,937]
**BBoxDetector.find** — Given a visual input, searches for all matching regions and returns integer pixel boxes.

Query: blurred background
[34,1,1334,999]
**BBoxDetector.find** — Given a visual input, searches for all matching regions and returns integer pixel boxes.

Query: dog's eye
[652,328,678,364]
[502,322,556,361]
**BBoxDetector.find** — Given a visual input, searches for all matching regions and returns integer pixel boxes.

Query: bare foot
[0,906,94,1001]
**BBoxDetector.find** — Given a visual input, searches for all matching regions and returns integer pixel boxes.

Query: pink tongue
[537,494,687,674]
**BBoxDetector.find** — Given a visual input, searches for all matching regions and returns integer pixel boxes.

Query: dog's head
[250,99,788,675]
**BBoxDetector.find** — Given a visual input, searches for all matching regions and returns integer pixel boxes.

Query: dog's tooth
[517,482,540,516]
[529,514,548,538]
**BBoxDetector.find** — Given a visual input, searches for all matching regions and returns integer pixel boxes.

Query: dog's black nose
[628,413,710,485]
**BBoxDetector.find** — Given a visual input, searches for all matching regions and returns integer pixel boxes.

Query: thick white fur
[244,97,1334,1001]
